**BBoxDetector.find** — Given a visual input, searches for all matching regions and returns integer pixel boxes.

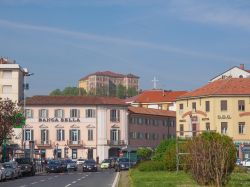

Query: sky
[1,0,250,96]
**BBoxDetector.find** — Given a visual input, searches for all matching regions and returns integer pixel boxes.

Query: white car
[76,159,86,166]
[242,159,250,167]
[0,163,6,182]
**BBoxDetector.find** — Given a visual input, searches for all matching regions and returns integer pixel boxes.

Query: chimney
[239,64,245,70]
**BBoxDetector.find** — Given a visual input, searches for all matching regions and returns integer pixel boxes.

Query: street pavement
[0,169,117,187]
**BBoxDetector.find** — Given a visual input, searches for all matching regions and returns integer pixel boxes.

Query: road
[0,169,117,187]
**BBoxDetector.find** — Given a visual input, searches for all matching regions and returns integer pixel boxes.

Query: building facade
[78,71,139,95]
[125,89,187,111]
[176,78,250,160]
[128,106,176,149]
[22,96,128,162]
[0,57,29,103]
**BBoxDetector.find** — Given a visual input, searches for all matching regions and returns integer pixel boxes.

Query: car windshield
[78,159,85,161]
[48,160,60,164]
[3,163,12,168]
[102,159,110,163]
[119,158,129,162]
[65,160,74,163]
[15,158,31,164]
[85,160,95,164]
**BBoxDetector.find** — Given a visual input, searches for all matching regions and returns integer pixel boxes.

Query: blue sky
[1,0,250,95]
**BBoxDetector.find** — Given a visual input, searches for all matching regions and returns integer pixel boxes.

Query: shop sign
[179,120,186,122]
[202,118,209,121]
[217,115,231,120]
[39,118,80,123]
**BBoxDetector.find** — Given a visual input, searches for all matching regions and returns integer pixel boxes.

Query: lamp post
[55,143,59,159]
[22,72,34,155]
[64,144,68,159]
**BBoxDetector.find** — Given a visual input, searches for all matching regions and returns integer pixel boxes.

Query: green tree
[127,87,138,97]
[49,89,62,96]
[152,139,176,161]
[137,147,153,161]
[49,87,87,96]
[116,84,126,99]
[186,132,236,186]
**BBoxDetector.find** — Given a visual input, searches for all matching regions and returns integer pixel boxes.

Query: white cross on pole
[152,76,159,89]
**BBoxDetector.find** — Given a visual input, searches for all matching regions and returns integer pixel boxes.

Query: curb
[112,172,120,187]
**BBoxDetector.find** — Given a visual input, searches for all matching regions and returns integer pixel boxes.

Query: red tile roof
[128,106,176,117]
[79,71,139,81]
[178,78,250,99]
[24,95,127,106]
[125,90,187,103]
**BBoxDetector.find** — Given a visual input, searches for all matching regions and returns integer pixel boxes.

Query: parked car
[45,160,65,173]
[65,159,77,171]
[100,159,111,169]
[0,163,6,182]
[114,158,133,172]
[76,158,86,166]
[2,162,21,179]
[15,158,36,176]
[242,158,250,167]
[82,160,97,172]
[236,158,242,166]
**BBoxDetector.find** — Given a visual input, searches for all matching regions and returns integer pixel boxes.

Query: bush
[233,165,248,173]
[152,139,176,161]
[164,143,177,171]
[137,147,153,161]
[185,132,236,186]
[137,160,165,171]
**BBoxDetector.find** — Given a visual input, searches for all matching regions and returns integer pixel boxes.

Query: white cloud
[168,0,250,30]
[0,18,248,64]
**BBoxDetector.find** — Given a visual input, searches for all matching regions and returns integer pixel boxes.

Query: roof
[24,95,127,106]
[125,90,187,103]
[79,71,139,81]
[128,106,176,117]
[178,78,250,99]
[0,57,14,64]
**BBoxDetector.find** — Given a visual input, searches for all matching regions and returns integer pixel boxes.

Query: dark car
[114,158,133,172]
[82,160,97,172]
[65,159,77,171]
[45,160,65,173]
[15,158,36,176]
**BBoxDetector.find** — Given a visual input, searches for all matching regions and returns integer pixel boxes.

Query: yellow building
[176,78,250,160]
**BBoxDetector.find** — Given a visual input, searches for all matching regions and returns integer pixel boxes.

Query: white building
[210,64,250,82]
[0,57,29,103]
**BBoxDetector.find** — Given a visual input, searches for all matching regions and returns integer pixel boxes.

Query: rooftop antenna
[152,76,159,89]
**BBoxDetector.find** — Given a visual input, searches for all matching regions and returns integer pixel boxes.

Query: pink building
[23,96,128,162]
[128,107,176,148]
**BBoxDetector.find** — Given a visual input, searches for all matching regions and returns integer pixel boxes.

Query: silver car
[3,162,21,180]
[0,163,6,182]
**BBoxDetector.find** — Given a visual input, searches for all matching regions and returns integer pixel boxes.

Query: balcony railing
[107,140,125,146]
[67,140,84,147]
[36,140,52,147]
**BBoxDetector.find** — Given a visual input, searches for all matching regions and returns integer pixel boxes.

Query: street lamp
[22,72,34,155]
[55,143,59,159]
[64,144,68,159]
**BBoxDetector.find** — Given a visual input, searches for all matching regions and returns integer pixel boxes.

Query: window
[206,122,210,131]
[179,104,184,114]
[238,100,245,111]
[85,109,96,118]
[221,100,227,111]
[110,109,120,122]
[23,129,33,141]
[70,129,80,142]
[25,109,33,118]
[88,129,93,141]
[41,129,49,144]
[221,122,228,134]
[55,109,64,118]
[192,102,196,111]
[72,149,77,159]
[110,129,120,142]
[39,109,48,118]
[57,129,65,141]
[2,85,12,94]
[70,109,80,118]
[205,101,210,112]
[239,122,245,134]
[180,124,184,136]
[2,70,12,79]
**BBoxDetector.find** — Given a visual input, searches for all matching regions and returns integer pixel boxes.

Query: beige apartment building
[0,57,29,103]
[23,96,128,162]
[78,71,139,94]
[176,78,250,160]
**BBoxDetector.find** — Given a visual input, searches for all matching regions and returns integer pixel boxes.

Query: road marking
[72,181,77,184]
[77,178,81,181]
[31,182,38,185]
[81,177,85,179]
[77,173,82,174]
[65,184,71,187]
[20,185,27,187]
[48,177,53,180]
[54,175,58,177]
[40,179,45,182]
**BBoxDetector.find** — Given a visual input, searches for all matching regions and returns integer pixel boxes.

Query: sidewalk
[118,171,131,187]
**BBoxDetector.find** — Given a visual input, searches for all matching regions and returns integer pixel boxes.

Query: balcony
[67,140,84,147]
[107,140,125,146]
[36,140,52,148]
